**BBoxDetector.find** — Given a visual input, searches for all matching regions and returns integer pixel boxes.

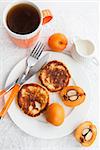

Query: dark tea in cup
[6,3,41,35]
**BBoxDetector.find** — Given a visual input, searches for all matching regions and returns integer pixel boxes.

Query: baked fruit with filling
[60,86,86,107]
[17,83,49,117]
[74,121,97,147]
[39,60,71,92]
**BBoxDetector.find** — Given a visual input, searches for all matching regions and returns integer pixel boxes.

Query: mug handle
[42,9,53,25]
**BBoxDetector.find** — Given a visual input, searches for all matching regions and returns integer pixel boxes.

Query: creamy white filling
[67,90,78,101]
[82,128,93,141]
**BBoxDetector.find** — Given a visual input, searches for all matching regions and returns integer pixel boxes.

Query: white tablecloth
[0,1,99,150]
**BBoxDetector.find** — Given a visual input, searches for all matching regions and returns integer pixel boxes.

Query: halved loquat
[74,121,97,147]
[60,86,86,107]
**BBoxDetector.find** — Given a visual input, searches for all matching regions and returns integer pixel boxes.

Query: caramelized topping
[39,60,71,92]
[17,83,49,117]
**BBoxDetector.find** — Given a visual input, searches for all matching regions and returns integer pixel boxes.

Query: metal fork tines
[24,41,45,76]
[30,41,45,59]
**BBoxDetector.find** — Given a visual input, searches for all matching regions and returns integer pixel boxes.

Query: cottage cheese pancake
[39,61,71,92]
[17,83,49,117]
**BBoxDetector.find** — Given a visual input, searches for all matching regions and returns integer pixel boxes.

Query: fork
[21,41,45,79]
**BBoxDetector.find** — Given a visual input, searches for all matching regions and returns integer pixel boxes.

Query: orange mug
[3,1,53,48]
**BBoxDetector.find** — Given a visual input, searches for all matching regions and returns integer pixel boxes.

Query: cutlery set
[0,42,49,119]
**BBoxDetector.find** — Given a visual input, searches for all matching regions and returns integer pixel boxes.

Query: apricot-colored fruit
[60,86,86,107]
[45,103,65,126]
[74,121,97,147]
[48,33,68,52]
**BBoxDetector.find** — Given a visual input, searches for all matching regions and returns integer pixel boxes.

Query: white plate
[5,51,92,139]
